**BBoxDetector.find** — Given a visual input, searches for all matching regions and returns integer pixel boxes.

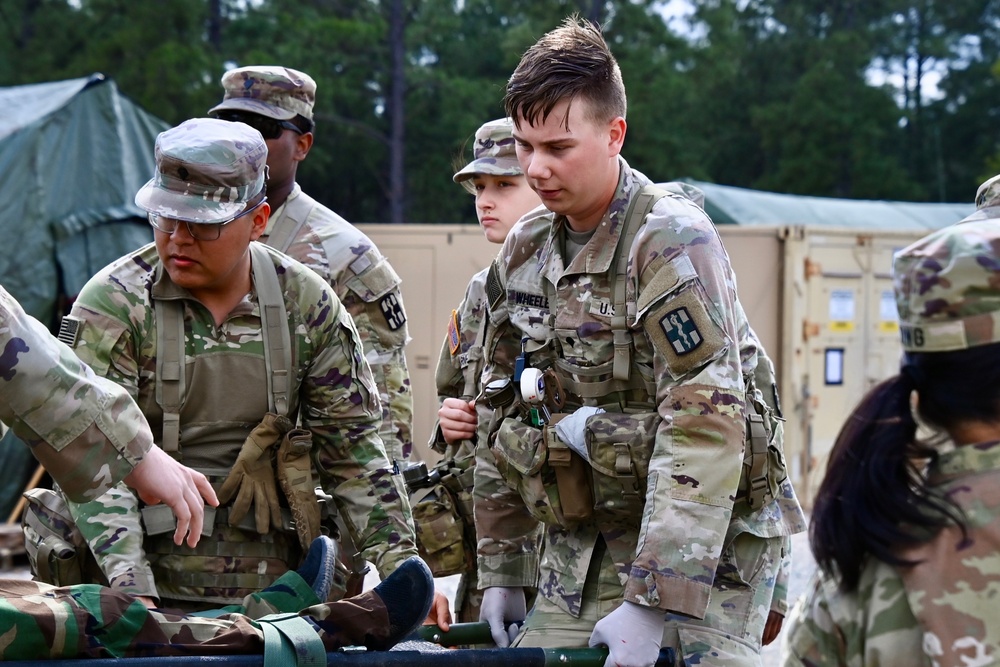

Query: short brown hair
[504,16,626,129]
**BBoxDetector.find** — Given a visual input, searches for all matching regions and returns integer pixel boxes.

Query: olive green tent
[0,74,166,518]
[0,73,166,330]
[688,179,975,230]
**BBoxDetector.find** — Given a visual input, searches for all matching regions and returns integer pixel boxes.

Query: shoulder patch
[57,315,84,348]
[379,292,407,331]
[643,284,728,380]
[447,309,461,355]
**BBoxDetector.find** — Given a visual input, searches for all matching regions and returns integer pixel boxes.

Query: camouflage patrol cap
[893,219,1000,352]
[976,174,1000,210]
[453,118,522,183]
[134,118,267,224]
[209,66,315,121]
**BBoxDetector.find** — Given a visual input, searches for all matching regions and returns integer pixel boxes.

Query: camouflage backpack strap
[154,279,186,456]
[264,188,315,254]
[250,243,292,417]
[609,184,667,381]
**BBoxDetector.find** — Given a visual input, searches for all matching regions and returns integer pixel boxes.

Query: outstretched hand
[124,446,218,548]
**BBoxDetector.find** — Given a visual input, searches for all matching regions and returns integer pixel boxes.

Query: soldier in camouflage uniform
[782,200,1000,665]
[208,66,413,467]
[423,118,541,621]
[0,550,435,659]
[1,284,216,543]
[475,18,805,666]
[43,118,449,624]
[1,283,437,659]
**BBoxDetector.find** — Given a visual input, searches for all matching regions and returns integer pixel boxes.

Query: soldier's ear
[248,202,270,241]
[294,131,313,163]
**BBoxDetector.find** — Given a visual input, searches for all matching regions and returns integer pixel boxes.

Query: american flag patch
[447,309,461,355]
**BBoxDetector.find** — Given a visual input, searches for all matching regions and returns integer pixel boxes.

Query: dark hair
[504,16,626,129]
[811,343,1000,592]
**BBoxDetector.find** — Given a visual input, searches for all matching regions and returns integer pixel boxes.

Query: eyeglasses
[148,197,267,241]
[214,111,304,139]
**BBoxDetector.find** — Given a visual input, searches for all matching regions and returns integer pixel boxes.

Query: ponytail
[810,373,965,592]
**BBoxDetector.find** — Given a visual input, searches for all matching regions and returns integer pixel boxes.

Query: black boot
[372,556,434,648]
[296,535,338,601]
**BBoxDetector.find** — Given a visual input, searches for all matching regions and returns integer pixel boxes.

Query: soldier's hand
[124,446,219,548]
[589,600,663,667]
[423,589,453,631]
[439,398,478,444]
[762,610,784,645]
[553,406,604,460]
[480,586,525,648]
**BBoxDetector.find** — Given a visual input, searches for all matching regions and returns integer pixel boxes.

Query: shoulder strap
[154,248,293,454]
[265,189,316,254]
[154,277,185,456]
[608,184,667,381]
[251,243,292,417]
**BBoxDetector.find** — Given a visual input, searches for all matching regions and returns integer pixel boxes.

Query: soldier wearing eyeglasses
[208,66,415,475]
[28,118,450,625]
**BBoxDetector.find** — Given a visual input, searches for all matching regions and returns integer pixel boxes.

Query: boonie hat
[209,65,315,121]
[893,219,1000,352]
[976,174,1000,210]
[134,118,267,224]
[453,118,522,183]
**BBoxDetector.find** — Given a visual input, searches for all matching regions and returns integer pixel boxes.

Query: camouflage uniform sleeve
[429,273,486,454]
[341,261,413,466]
[0,287,150,503]
[772,536,792,615]
[61,295,159,597]
[783,561,928,665]
[302,289,418,578]
[474,262,542,588]
[781,572,847,666]
[624,204,747,617]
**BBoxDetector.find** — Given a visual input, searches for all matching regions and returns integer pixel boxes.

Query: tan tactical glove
[276,428,322,550]
[218,413,292,534]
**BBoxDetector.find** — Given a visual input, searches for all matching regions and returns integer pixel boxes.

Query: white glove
[589,600,664,667]
[554,406,604,460]
[479,586,526,648]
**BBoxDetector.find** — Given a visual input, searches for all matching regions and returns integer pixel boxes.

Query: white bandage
[519,368,545,403]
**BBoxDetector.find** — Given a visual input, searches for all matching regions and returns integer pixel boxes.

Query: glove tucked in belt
[218,413,293,535]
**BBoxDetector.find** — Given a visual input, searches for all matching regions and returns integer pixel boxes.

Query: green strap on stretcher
[257,612,326,667]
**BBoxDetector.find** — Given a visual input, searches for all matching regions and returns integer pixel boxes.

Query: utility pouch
[410,483,468,577]
[585,412,658,518]
[735,386,786,512]
[493,417,547,478]
[436,454,477,533]
[544,415,593,522]
[22,488,108,587]
[492,417,567,527]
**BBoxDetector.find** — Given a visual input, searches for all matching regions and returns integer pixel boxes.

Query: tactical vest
[485,185,785,527]
[145,243,300,605]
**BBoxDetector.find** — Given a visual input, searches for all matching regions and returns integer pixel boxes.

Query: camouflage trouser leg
[513,532,783,666]
[455,568,484,624]
[0,578,392,659]
[208,569,320,619]
[512,538,620,648]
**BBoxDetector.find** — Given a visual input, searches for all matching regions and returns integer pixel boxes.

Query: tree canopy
[1,0,997,223]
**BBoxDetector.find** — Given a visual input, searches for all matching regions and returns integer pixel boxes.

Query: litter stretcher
[0,622,677,666]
